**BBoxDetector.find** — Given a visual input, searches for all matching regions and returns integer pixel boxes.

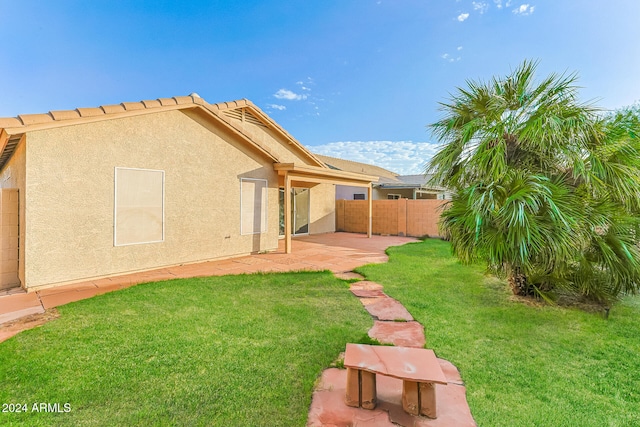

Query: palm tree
[427,60,640,302]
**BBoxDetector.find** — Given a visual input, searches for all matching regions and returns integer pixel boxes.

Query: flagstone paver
[360,296,414,321]
[308,273,476,426]
[368,320,426,348]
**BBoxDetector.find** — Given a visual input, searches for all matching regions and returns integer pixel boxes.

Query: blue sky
[1,1,639,174]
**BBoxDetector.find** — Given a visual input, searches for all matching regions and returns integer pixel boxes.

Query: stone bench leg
[345,368,377,409]
[402,380,437,418]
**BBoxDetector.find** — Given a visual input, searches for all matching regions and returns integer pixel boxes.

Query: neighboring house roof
[0,95,327,171]
[314,154,400,184]
[378,174,447,191]
[312,154,448,192]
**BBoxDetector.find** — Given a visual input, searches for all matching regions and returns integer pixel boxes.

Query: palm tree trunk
[508,265,531,296]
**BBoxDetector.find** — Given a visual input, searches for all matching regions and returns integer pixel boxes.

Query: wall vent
[223,108,267,128]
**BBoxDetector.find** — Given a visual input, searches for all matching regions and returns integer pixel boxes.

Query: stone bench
[343,343,447,418]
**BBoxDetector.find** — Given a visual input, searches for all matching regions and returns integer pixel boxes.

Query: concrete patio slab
[0,305,45,325]
[0,292,43,324]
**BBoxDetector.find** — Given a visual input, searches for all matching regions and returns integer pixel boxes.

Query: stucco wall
[0,136,26,286]
[230,118,312,165]
[335,185,368,200]
[23,110,291,288]
[309,183,336,234]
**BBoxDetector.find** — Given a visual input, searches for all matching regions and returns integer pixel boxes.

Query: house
[0,95,376,291]
[314,154,451,200]
[375,174,452,200]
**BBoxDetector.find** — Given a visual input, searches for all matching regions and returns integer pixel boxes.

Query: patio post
[285,172,292,253]
[367,183,373,238]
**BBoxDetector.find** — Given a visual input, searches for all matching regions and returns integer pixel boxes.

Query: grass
[0,271,371,426]
[4,239,639,426]
[356,239,640,427]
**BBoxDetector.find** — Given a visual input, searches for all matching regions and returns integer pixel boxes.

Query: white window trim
[114,167,165,247]
[387,193,401,200]
[240,178,269,235]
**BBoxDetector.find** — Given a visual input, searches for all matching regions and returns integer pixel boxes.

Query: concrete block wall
[336,198,448,238]
[406,200,445,238]
[0,188,20,290]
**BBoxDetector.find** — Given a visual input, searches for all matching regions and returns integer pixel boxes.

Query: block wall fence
[335,199,448,238]
[0,188,20,290]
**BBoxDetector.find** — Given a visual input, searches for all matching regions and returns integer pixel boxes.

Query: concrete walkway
[0,233,416,338]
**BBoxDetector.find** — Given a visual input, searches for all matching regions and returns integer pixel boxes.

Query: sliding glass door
[279,187,310,236]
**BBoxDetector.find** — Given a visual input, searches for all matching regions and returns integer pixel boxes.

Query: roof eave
[274,162,379,183]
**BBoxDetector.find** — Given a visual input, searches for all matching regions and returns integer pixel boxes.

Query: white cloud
[495,0,514,8]
[457,46,463,51]
[274,88,308,101]
[268,104,286,111]
[311,141,441,175]
[441,52,461,62]
[472,1,489,13]
[513,3,534,15]
[457,13,469,22]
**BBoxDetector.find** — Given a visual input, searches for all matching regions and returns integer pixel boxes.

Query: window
[387,194,401,200]
[353,193,365,200]
[241,178,268,235]
[114,167,164,246]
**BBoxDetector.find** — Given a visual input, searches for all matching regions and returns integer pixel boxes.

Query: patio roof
[274,163,378,253]
[274,163,378,187]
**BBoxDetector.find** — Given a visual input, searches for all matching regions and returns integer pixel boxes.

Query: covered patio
[275,163,378,253]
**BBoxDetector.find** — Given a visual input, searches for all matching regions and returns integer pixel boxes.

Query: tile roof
[377,173,447,191]
[314,154,400,183]
[0,95,328,171]
[0,95,205,129]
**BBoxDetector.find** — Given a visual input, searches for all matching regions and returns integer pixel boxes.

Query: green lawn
[357,239,640,427]
[3,240,639,426]
[0,272,371,426]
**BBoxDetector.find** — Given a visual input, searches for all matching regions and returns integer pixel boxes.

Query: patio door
[279,187,310,236]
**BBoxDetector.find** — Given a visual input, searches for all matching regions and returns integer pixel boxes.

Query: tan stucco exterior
[309,184,336,234]
[0,96,374,290]
[22,110,282,287]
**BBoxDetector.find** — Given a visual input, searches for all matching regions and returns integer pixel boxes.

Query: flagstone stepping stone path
[307,273,477,427]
